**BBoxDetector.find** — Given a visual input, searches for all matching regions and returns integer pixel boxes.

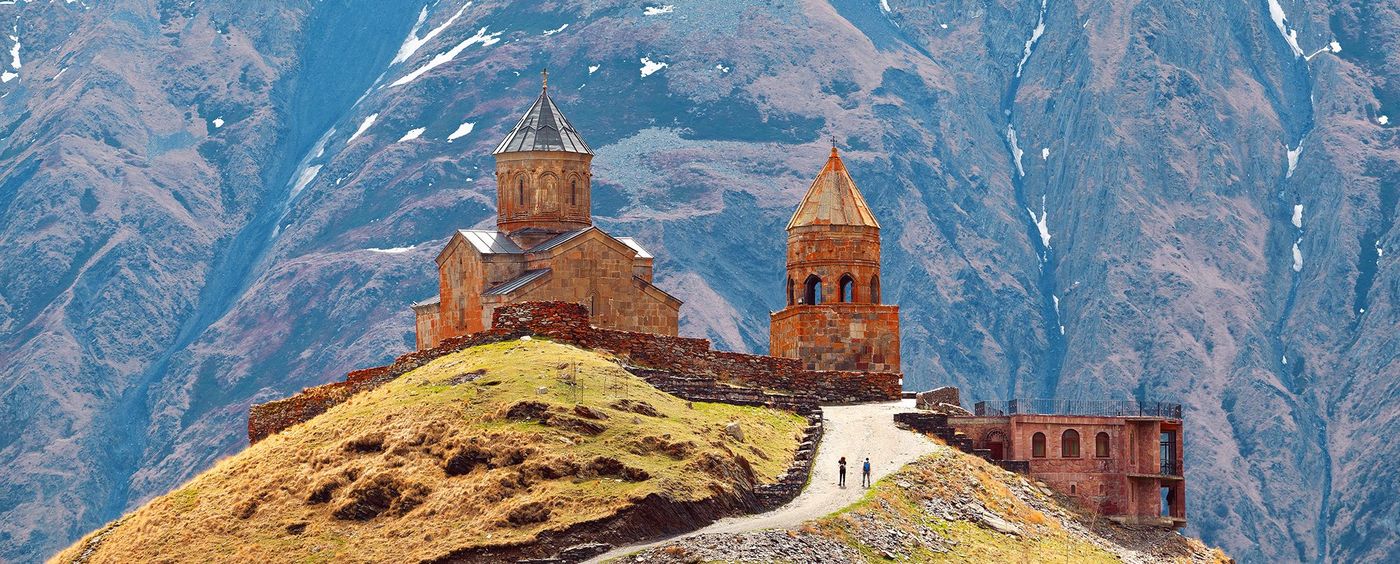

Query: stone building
[947,403,1186,528]
[770,147,901,372]
[412,76,680,349]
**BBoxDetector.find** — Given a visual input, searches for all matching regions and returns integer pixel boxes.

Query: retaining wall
[249,301,901,442]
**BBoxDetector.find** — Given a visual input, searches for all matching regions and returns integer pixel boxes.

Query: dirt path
[589,400,941,563]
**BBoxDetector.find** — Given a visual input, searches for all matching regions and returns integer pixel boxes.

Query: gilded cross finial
[830,135,839,157]
[542,68,548,91]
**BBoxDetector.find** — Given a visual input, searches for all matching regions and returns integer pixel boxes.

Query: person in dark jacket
[861,457,872,488]
[838,457,847,487]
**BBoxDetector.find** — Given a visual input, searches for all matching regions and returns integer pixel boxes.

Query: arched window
[1031,432,1046,458]
[517,175,526,205]
[787,278,795,306]
[803,275,822,305]
[839,274,855,303]
[570,179,578,205]
[1095,432,1110,458]
[1062,429,1081,458]
[869,275,881,304]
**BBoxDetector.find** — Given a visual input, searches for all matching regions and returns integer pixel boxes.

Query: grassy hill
[54,339,807,563]
[625,444,1230,563]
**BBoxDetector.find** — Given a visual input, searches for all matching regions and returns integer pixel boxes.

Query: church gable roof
[493,78,592,155]
[458,229,524,254]
[483,268,552,296]
[786,147,880,230]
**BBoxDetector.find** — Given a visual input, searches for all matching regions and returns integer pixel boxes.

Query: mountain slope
[52,339,806,563]
[0,0,1396,562]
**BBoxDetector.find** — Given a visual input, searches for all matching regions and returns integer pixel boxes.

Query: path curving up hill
[590,400,940,562]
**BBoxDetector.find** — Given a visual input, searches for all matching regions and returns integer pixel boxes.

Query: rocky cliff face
[0,0,1394,562]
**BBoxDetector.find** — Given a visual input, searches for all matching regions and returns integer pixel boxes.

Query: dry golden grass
[813,448,1228,563]
[53,339,806,564]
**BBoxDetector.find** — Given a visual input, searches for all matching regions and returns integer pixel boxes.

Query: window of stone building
[1096,432,1110,457]
[870,275,881,304]
[1032,432,1046,458]
[1062,429,1081,457]
[839,274,855,303]
[570,179,577,205]
[803,275,823,305]
[517,175,527,206]
[787,278,795,306]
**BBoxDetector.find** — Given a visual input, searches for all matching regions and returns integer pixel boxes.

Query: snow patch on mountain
[212,117,224,129]
[447,121,474,141]
[398,127,425,142]
[588,64,600,74]
[1292,204,1303,228]
[347,113,377,144]
[7,34,18,69]
[392,3,471,65]
[1015,0,1048,78]
[390,26,502,87]
[291,165,323,200]
[640,57,667,77]
[543,24,568,36]
[643,5,674,16]
[1286,141,1302,178]
[1265,0,1304,58]
[1027,195,1052,249]
[1292,239,1304,271]
[1007,124,1025,177]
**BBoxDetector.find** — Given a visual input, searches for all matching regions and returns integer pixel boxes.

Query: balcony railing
[973,398,1183,420]
[1160,459,1181,476]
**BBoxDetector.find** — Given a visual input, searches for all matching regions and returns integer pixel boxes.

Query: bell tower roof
[786,146,880,230]
[493,69,593,155]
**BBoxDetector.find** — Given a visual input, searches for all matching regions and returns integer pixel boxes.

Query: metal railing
[1160,459,1181,476]
[973,398,1183,420]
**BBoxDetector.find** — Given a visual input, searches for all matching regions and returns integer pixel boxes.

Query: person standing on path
[861,457,872,488]
[838,457,847,488]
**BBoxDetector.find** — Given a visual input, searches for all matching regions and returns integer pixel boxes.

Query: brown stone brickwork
[770,148,901,374]
[250,301,902,443]
[770,304,900,372]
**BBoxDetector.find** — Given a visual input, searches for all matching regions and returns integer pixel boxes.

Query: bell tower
[769,145,901,373]
[493,70,594,248]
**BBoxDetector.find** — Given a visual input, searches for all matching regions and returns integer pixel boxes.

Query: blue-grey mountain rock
[0,1,1395,562]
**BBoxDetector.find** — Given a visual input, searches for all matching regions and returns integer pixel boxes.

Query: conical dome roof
[493,75,592,155]
[786,147,880,230]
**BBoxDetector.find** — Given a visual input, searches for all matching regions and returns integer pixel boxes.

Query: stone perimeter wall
[248,301,902,443]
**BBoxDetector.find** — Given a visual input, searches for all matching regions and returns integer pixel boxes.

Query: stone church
[412,77,681,349]
[770,146,901,373]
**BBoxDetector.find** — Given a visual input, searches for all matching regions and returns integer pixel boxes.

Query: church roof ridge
[786,146,880,230]
[493,70,593,155]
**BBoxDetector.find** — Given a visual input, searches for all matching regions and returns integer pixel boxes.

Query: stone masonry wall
[770,304,901,372]
[249,301,902,443]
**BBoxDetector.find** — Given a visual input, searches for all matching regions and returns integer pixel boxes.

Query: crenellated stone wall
[249,301,901,443]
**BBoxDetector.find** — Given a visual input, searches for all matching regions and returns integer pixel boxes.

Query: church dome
[493,72,592,155]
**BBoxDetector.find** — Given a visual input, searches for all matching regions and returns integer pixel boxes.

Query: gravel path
[589,400,940,563]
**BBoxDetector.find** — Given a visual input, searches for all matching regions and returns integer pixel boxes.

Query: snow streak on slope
[390,27,502,87]
[1015,0,1048,78]
[393,3,471,65]
[1266,0,1304,58]
[347,113,377,144]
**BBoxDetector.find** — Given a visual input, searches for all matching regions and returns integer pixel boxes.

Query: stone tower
[769,146,901,372]
[493,70,594,248]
